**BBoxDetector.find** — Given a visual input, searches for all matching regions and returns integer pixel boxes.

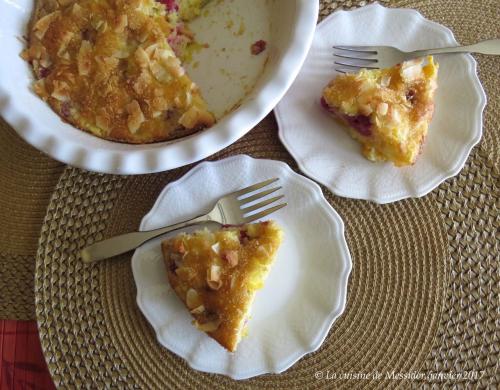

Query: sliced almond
[133,70,151,94]
[149,62,171,83]
[72,3,83,17]
[125,100,145,134]
[51,80,70,101]
[377,102,389,116]
[380,75,391,87]
[33,79,48,99]
[186,288,202,309]
[33,11,60,40]
[190,305,205,315]
[207,265,222,290]
[222,250,238,268]
[114,14,128,33]
[57,31,74,57]
[134,46,150,68]
[401,60,423,81]
[77,40,92,76]
[195,318,221,332]
[211,242,220,255]
[359,104,373,116]
[179,106,215,129]
[391,108,401,125]
[161,56,185,78]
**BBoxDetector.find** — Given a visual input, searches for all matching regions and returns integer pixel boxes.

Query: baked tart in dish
[161,221,283,352]
[321,56,438,166]
[22,0,214,143]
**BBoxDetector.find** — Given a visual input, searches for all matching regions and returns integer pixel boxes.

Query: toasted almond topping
[115,14,128,33]
[211,242,220,255]
[144,43,160,57]
[77,40,92,76]
[149,62,171,83]
[391,108,401,124]
[207,265,222,290]
[154,48,174,62]
[91,19,104,30]
[222,250,238,268]
[377,102,389,116]
[162,56,185,78]
[230,274,237,290]
[57,31,74,56]
[33,11,60,40]
[195,318,221,332]
[186,288,201,309]
[39,55,52,69]
[51,80,70,101]
[401,60,423,81]
[133,71,151,94]
[58,0,73,6]
[98,21,108,33]
[190,305,205,314]
[134,47,150,68]
[380,75,391,87]
[125,100,145,134]
[359,104,373,116]
[33,79,48,99]
[179,106,215,129]
[72,3,83,17]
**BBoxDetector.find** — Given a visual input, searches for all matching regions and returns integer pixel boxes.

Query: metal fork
[333,38,500,72]
[80,178,287,263]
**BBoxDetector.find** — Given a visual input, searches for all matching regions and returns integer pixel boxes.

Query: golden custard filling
[161,221,284,352]
[322,56,438,166]
[23,0,214,143]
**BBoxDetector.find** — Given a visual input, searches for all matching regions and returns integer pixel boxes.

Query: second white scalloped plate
[131,155,351,379]
[275,3,486,203]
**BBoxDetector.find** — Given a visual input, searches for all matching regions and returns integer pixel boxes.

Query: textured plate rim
[0,0,318,175]
[275,3,487,204]
[131,155,352,379]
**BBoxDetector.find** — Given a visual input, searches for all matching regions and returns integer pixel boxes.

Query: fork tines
[333,45,379,73]
[237,178,287,223]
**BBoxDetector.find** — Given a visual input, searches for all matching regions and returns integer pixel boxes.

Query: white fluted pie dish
[0,0,318,174]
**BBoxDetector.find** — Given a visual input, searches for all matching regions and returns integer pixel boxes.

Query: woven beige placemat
[0,118,65,320]
[34,0,499,388]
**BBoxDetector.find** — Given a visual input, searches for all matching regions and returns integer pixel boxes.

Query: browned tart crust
[22,0,215,143]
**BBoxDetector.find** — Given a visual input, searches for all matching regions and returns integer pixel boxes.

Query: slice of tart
[161,221,283,352]
[321,56,439,166]
[22,0,215,143]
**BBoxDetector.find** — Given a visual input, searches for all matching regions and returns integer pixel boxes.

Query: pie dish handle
[80,215,212,263]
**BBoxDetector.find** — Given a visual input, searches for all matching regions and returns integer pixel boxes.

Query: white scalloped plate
[131,155,351,379]
[275,3,486,204]
[0,0,318,174]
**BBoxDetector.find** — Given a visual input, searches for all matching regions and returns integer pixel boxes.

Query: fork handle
[410,39,500,57]
[80,214,212,263]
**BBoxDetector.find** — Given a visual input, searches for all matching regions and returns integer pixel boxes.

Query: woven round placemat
[35,0,499,388]
[0,118,64,320]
